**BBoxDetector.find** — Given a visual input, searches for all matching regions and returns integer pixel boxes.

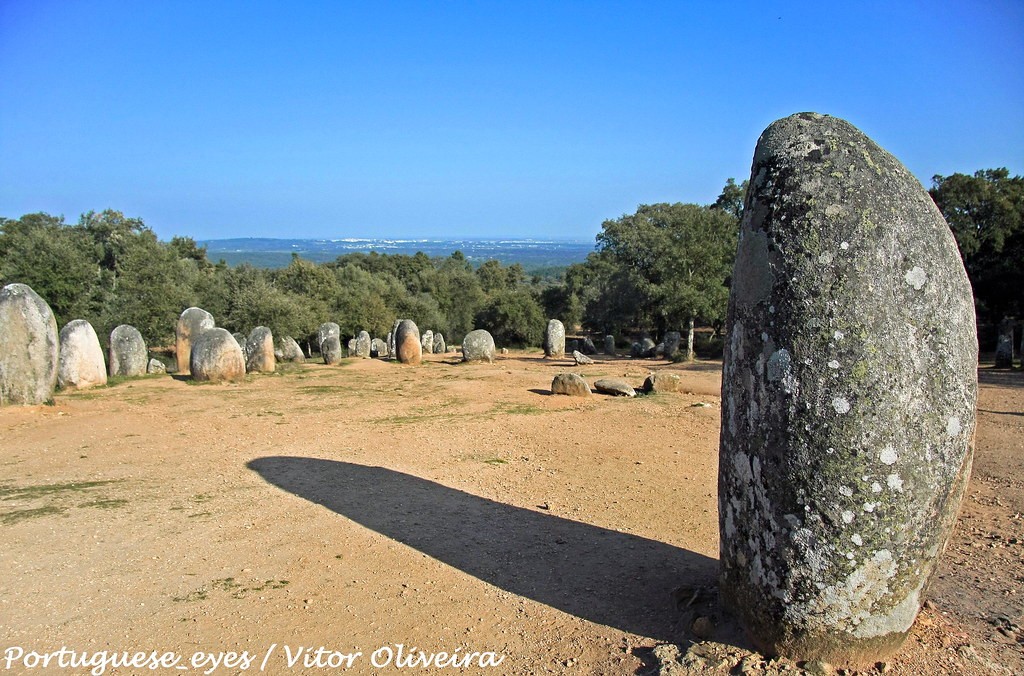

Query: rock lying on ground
[572,350,594,365]
[642,371,682,393]
[0,283,59,405]
[190,328,246,383]
[719,112,978,667]
[58,319,107,389]
[551,373,591,396]
[593,378,636,397]
[462,329,496,363]
[147,358,166,374]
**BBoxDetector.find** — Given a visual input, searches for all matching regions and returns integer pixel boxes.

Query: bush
[473,289,545,348]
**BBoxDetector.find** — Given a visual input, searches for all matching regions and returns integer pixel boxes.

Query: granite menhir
[718,113,977,667]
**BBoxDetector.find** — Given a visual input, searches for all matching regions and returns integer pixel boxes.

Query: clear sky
[1,1,1021,241]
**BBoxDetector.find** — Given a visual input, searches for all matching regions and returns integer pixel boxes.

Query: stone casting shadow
[247,457,718,642]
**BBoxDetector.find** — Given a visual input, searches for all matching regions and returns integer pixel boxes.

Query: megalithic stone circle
[718,113,977,667]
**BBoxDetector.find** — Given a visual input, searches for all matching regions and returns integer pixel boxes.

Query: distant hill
[198,237,594,272]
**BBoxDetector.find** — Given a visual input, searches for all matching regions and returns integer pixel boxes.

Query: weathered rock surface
[593,378,636,397]
[108,324,147,377]
[355,330,372,359]
[244,326,276,373]
[544,319,565,358]
[318,322,340,353]
[175,307,215,375]
[581,337,597,355]
[147,358,166,374]
[994,318,1014,369]
[321,335,343,365]
[604,335,616,355]
[664,331,682,359]
[643,371,682,393]
[232,332,249,362]
[347,338,357,355]
[462,329,496,363]
[551,373,591,396]
[0,284,59,405]
[58,320,107,389]
[389,320,404,360]
[433,333,446,354]
[277,336,305,363]
[719,112,978,667]
[572,350,594,365]
[371,338,388,358]
[395,320,422,365]
[421,329,434,354]
[190,328,246,382]
[632,337,656,358]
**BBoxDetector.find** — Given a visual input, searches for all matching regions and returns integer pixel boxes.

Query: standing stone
[632,337,656,358]
[355,330,372,359]
[57,320,107,389]
[551,373,591,396]
[433,333,446,354]
[190,328,246,382]
[581,337,597,355]
[462,329,496,363]
[544,319,565,358]
[108,325,147,377]
[321,335,343,364]
[664,331,682,359]
[395,320,422,365]
[175,307,215,375]
[0,283,59,405]
[389,320,404,361]
[147,358,166,374]
[277,336,305,363]
[318,322,340,354]
[604,335,616,356]
[421,329,434,354]
[719,113,978,667]
[371,338,388,358]
[994,318,1014,369]
[244,326,276,373]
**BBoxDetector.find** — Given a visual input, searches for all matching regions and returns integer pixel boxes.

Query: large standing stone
[108,325,147,377]
[389,320,404,361]
[395,320,422,365]
[321,335,343,364]
[433,333,446,354]
[355,330,372,359]
[544,319,565,358]
[604,335,616,356]
[318,322,340,353]
[277,336,305,363]
[581,337,598,355]
[994,318,1014,369]
[244,326,276,373]
[371,338,388,358]
[462,329,496,363]
[190,328,246,382]
[421,329,434,354]
[719,113,978,667]
[58,320,107,389]
[175,307,215,375]
[551,372,591,396]
[0,284,59,405]
[664,331,682,359]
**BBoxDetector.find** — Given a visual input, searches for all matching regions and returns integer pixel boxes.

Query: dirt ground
[0,352,1021,675]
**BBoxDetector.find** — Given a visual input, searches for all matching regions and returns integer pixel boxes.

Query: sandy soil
[0,352,1021,675]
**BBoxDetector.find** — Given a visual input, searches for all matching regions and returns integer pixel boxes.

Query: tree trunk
[686,318,695,361]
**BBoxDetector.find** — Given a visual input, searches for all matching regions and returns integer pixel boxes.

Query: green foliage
[930,168,1024,322]
[474,289,545,347]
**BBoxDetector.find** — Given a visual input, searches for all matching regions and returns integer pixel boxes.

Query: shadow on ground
[247,457,717,642]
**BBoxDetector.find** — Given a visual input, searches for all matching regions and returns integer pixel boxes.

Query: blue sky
[1,1,1021,241]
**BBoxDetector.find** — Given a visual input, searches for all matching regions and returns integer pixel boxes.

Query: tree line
[0,170,1019,356]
